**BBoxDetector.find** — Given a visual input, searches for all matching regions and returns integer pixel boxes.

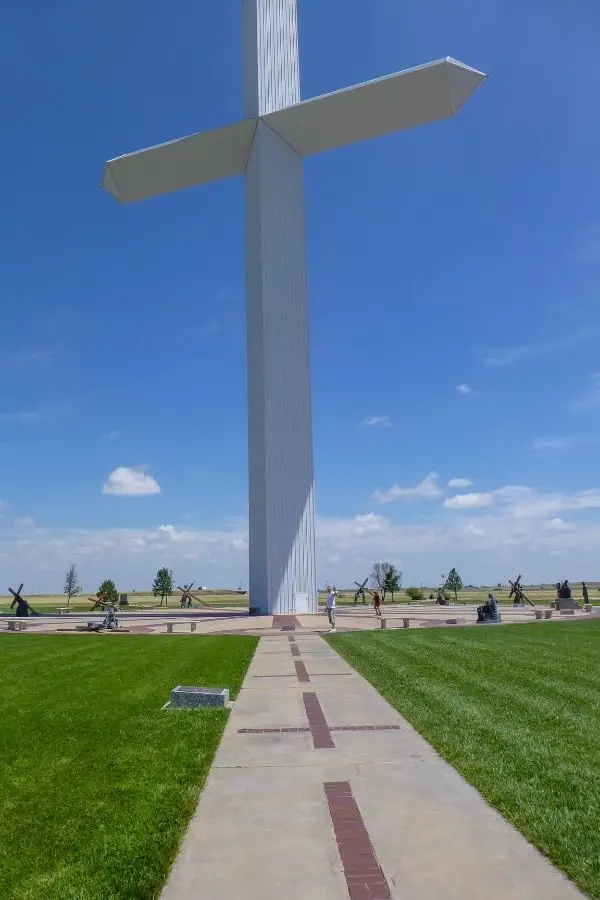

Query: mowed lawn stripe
[0,634,257,900]
[328,621,600,900]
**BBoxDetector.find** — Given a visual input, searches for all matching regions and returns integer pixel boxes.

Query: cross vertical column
[243,0,317,615]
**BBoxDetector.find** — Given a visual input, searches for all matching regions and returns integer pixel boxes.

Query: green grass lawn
[0,634,257,900]
[328,621,600,899]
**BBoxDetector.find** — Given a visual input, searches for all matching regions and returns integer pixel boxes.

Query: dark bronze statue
[8,584,38,617]
[477,592,501,623]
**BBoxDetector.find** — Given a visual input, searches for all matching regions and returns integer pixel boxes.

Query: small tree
[371,561,393,600]
[152,567,174,607]
[97,579,119,605]
[384,566,402,600]
[405,586,425,603]
[445,568,464,602]
[63,563,82,608]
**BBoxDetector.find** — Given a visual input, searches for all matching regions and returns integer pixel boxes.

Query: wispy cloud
[571,373,600,413]
[573,224,600,263]
[106,430,120,440]
[481,329,600,367]
[102,467,161,497]
[373,473,442,504]
[531,436,595,451]
[448,478,473,488]
[0,404,70,426]
[455,384,474,395]
[362,415,390,428]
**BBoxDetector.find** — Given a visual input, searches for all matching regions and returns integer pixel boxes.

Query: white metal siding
[243,0,301,117]
[245,121,317,615]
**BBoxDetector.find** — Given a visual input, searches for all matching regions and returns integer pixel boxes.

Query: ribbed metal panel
[245,121,317,615]
[243,0,301,117]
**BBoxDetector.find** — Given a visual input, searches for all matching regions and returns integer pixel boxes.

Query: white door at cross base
[294,592,309,614]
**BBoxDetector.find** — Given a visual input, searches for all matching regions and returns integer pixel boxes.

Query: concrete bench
[544,610,553,620]
[7,620,27,632]
[535,609,544,620]
[57,607,71,615]
[584,605,593,612]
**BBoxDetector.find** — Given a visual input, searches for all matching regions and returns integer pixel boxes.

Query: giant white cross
[102,0,485,617]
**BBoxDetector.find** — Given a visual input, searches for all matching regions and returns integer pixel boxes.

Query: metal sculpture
[508,574,533,607]
[8,584,39,617]
[353,578,369,605]
[176,583,214,609]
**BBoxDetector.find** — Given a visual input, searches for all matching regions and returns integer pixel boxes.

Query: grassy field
[0,634,257,900]
[328,620,600,899]
[0,592,249,615]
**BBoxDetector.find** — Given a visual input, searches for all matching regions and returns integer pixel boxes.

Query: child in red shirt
[373,592,382,617]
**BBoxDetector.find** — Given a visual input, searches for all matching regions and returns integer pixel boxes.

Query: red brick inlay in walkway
[324,781,392,900]
[303,692,335,749]
[238,725,401,734]
[294,661,310,683]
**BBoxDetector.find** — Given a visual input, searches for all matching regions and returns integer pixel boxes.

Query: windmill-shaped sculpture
[354,578,372,605]
[508,574,533,608]
[101,0,486,617]
[176,583,214,610]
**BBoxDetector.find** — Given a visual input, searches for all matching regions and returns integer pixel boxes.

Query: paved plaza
[2,602,596,637]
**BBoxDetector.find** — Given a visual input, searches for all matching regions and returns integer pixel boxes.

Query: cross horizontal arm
[102,118,258,203]
[263,58,486,158]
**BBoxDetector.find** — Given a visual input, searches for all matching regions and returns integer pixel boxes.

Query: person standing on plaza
[373,591,382,617]
[326,586,336,632]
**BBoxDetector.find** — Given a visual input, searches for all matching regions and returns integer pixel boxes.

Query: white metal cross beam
[102,56,485,203]
[101,1,485,616]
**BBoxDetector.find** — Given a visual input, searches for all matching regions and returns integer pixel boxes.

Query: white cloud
[456,384,473,395]
[102,467,161,497]
[372,473,442,504]
[464,524,485,537]
[4,488,600,593]
[444,492,494,509]
[544,518,574,532]
[362,415,391,428]
[448,478,473,488]
[571,373,600,413]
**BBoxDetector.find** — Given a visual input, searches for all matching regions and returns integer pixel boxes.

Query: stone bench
[535,609,544,620]
[380,617,410,629]
[57,607,71,615]
[7,620,27,632]
[544,610,553,620]
[584,605,593,612]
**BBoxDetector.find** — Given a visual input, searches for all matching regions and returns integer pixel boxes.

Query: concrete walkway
[161,633,584,900]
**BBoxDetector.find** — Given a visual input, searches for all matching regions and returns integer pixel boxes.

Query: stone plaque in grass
[165,686,229,709]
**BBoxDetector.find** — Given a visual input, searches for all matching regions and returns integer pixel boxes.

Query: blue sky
[1,0,600,592]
